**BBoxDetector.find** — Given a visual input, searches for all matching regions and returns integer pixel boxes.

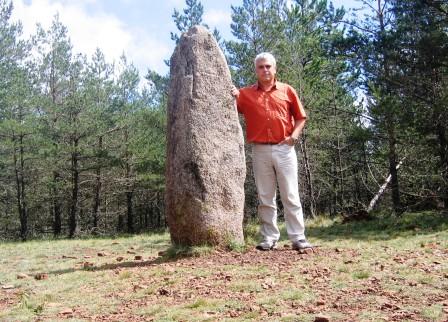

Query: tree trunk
[331,159,337,216]
[126,190,134,233]
[13,134,27,241]
[354,168,361,205]
[92,136,102,233]
[69,138,79,238]
[299,131,316,218]
[387,124,401,213]
[367,158,405,212]
[437,124,448,208]
[144,204,149,229]
[157,200,162,228]
[332,84,345,210]
[378,0,401,214]
[52,171,62,236]
[337,136,345,209]
[19,134,28,240]
[50,58,62,236]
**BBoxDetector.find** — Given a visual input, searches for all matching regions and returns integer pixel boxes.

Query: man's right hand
[231,86,240,98]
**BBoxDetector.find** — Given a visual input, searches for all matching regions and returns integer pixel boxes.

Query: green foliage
[171,0,207,43]
[226,0,287,86]
[163,244,214,259]
[242,218,259,244]
[185,298,209,309]
[226,239,247,252]
[0,7,167,239]
[389,0,448,207]
[306,211,448,241]
[1,0,447,239]
[227,0,368,217]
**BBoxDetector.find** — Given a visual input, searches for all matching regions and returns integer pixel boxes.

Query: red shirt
[236,81,307,143]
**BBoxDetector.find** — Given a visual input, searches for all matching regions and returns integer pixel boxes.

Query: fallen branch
[367,158,406,212]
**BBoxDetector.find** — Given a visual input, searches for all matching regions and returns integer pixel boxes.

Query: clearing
[0,211,447,321]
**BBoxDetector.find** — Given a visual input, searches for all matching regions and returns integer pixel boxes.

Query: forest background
[1,0,447,240]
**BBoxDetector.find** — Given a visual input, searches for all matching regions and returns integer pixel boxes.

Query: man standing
[232,52,312,251]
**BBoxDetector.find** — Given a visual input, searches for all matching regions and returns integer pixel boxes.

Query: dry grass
[0,211,447,321]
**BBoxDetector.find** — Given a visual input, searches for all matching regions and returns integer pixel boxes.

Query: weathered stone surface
[166,26,246,246]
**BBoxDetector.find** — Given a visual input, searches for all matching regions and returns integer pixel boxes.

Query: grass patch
[352,270,370,279]
[307,210,448,241]
[280,289,306,301]
[183,298,224,311]
[421,305,444,320]
[136,304,164,316]
[185,298,209,309]
[229,280,263,293]
[163,244,214,259]
[243,218,259,245]
[118,270,132,279]
[0,211,446,321]
[226,239,248,252]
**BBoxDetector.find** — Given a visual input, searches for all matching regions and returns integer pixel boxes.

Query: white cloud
[11,0,170,75]
[203,9,231,27]
[127,27,172,76]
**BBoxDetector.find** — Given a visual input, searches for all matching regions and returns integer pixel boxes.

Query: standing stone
[165,26,246,246]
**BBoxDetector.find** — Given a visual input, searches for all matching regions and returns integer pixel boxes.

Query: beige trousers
[252,143,306,243]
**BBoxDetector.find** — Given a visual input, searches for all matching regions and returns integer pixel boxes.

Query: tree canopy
[1,0,447,239]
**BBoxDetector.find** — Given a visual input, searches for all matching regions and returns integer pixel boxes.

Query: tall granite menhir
[165,26,246,246]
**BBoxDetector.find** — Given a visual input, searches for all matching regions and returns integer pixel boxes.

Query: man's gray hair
[254,52,276,68]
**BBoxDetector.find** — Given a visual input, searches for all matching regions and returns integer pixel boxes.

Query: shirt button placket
[266,96,273,142]
[264,94,270,142]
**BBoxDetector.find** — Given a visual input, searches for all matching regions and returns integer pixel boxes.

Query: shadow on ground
[48,257,171,276]
[46,211,447,276]
[47,245,206,276]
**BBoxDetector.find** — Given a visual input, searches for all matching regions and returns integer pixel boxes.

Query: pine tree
[347,0,404,214]
[226,0,365,217]
[113,55,141,233]
[171,0,208,43]
[33,14,74,235]
[226,0,286,86]
[0,0,35,240]
[84,48,115,233]
[390,0,448,209]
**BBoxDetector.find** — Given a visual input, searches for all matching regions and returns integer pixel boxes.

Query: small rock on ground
[315,315,330,322]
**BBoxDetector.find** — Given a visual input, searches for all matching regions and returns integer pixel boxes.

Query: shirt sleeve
[288,86,307,120]
[236,89,245,114]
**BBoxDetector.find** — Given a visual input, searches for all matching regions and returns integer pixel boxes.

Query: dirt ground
[1,214,447,321]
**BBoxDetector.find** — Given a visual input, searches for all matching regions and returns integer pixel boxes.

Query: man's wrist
[291,135,299,143]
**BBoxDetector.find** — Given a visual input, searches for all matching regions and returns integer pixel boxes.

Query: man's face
[255,58,276,83]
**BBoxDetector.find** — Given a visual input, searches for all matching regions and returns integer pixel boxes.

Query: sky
[11,0,360,77]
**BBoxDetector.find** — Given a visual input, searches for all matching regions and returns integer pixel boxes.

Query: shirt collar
[255,78,278,91]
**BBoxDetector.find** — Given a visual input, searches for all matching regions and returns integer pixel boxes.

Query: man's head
[254,52,277,83]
